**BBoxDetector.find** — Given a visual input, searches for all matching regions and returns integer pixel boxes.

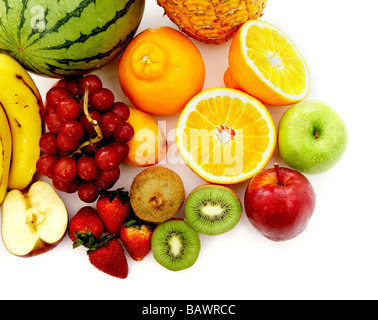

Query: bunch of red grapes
[36,75,134,203]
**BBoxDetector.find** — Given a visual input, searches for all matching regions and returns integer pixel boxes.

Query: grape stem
[71,84,103,156]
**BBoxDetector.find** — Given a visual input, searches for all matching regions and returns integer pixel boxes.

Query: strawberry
[87,235,128,279]
[68,206,104,247]
[96,188,130,235]
[120,219,154,261]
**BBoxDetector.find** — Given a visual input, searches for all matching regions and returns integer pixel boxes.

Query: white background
[0,0,377,300]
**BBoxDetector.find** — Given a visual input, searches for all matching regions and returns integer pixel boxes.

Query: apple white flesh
[278,99,348,174]
[1,181,68,257]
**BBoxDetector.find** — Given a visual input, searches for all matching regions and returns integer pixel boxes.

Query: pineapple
[156,0,268,44]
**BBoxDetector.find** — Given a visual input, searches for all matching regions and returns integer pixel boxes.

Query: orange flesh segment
[245,25,308,96]
[182,95,271,177]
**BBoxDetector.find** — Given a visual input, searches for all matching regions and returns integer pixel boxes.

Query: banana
[0,103,12,204]
[0,54,43,191]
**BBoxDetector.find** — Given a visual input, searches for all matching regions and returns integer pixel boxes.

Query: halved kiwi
[151,220,201,271]
[130,166,185,223]
[184,184,242,235]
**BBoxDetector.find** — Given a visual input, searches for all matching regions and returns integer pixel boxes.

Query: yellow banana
[0,54,43,191]
[0,103,12,204]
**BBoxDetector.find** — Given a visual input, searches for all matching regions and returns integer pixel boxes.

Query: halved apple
[1,181,68,257]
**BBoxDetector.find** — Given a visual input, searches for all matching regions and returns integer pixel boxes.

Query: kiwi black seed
[184,184,242,236]
[151,220,201,271]
[130,166,185,223]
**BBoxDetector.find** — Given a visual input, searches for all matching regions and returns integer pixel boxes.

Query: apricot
[125,106,167,167]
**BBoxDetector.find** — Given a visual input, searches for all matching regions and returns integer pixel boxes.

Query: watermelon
[0,0,145,78]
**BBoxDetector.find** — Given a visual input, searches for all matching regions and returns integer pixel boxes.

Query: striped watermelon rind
[0,0,145,78]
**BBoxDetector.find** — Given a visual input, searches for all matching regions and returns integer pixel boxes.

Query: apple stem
[274,163,283,186]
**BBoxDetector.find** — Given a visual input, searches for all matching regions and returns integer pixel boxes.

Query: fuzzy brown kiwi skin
[130,166,186,224]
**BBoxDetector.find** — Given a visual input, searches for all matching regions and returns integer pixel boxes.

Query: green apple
[278,99,348,174]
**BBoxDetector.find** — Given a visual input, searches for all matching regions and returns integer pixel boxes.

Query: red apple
[244,164,316,241]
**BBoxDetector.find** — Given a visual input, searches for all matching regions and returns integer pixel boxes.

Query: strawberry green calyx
[83,234,115,254]
[73,231,100,249]
[123,218,154,231]
[99,188,130,205]
[74,231,123,252]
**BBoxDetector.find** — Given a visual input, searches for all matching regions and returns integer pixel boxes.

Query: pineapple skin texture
[157,0,268,44]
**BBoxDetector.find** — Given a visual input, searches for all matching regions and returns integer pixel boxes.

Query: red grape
[66,179,80,193]
[57,97,80,121]
[78,181,99,203]
[82,144,96,156]
[99,112,121,138]
[77,156,99,181]
[80,75,102,94]
[113,122,134,142]
[61,120,84,142]
[95,146,121,171]
[110,102,130,122]
[57,133,79,152]
[90,88,114,112]
[55,80,66,88]
[54,156,77,181]
[58,149,72,158]
[46,87,70,108]
[39,132,59,154]
[45,103,56,114]
[97,167,120,183]
[53,176,77,193]
[45,112,64,134]
[64,79,81,96]
[94,176,116,191]
[36,154,59,179]
[108,141,129,161]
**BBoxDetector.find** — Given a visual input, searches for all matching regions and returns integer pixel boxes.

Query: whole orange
[118,26,206,115]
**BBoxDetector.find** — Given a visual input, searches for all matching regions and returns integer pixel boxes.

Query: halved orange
[175,88,276,184]
[227,20,310,106]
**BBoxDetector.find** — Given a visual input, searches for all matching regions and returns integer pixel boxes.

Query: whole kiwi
[130,166,185,223]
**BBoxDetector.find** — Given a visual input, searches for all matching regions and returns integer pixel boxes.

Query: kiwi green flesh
[151,220,201,271]
[185,186,242,236]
